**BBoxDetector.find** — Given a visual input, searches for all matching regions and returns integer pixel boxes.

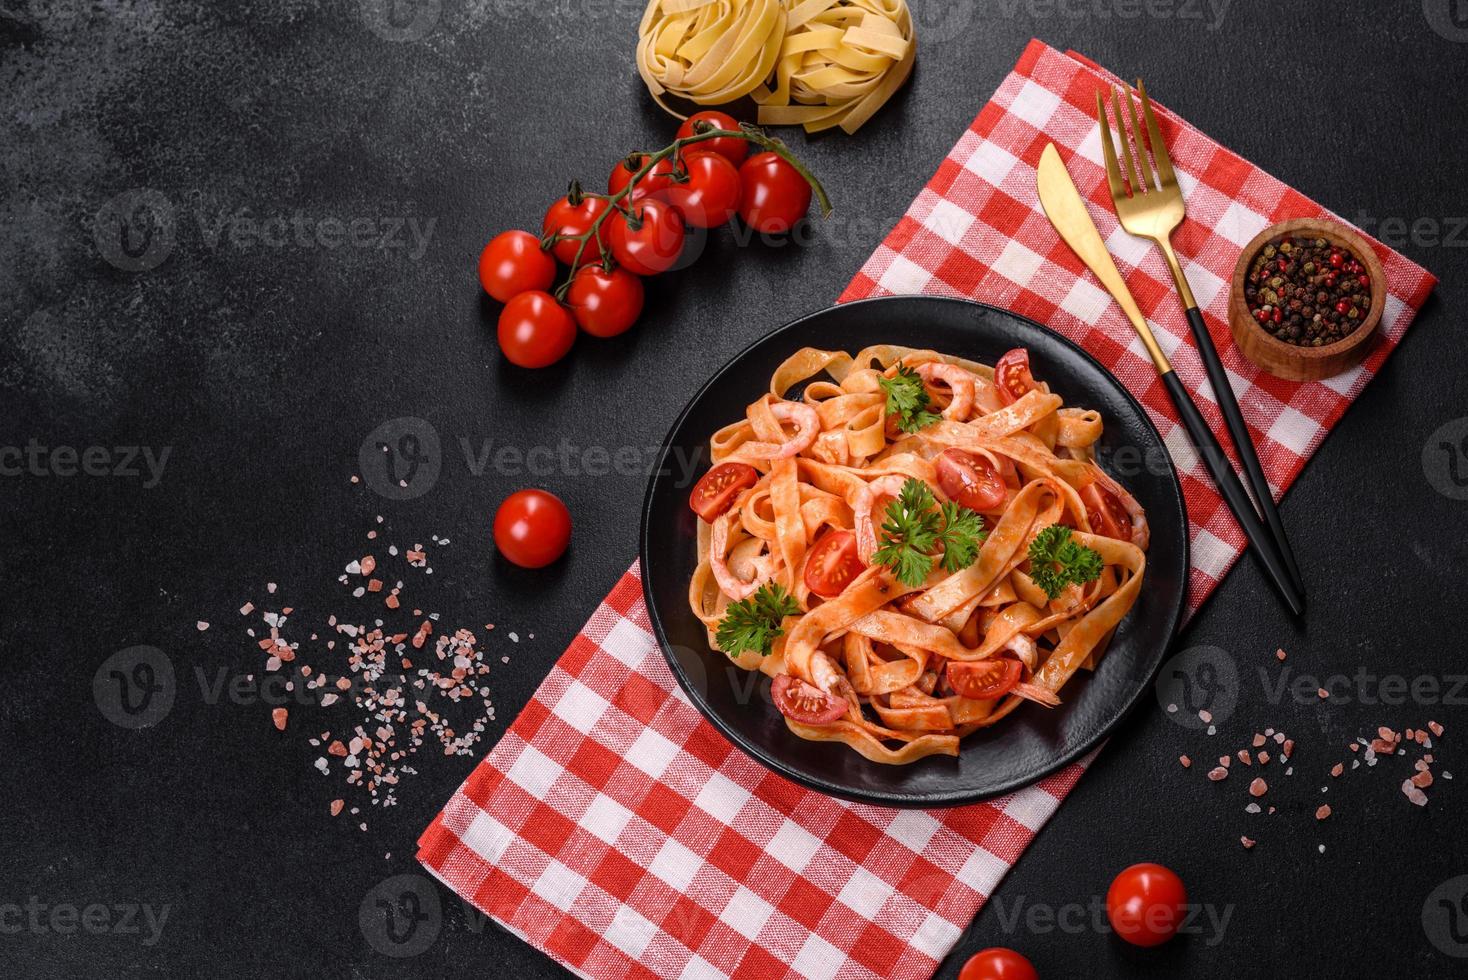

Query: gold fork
[1097,80,1305,597]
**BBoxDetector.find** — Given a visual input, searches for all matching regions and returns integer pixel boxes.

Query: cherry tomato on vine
[994,348,1037,405]
[607,197,686,276]
[542,192,609,265]
[689,462,758,522]
[661,151,742,229]
[803,529,864,598]
[771,674,846,725]
[478,230,556,303]
[1106,863,1188,948]
[493,489,572,568]
[935,448,1007,512]
[957,948,1039,980]
[608,154,676,202]
[564,264,643,338]
[496,290,576,368]
[1080,482,1132,541]
[676,110,749,166]
[737,151,811,234]
[946,658,1022,701]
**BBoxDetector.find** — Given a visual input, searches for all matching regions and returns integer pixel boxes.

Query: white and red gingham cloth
[419,40,1435,980]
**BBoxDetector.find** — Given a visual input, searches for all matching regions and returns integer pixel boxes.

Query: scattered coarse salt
[330,799,344,816]
[1429,720,1444,737]
[1318,844,1325,854]
[196,621,209,631]
[1238,750,1252,766]
[1207,767,1229,782]
[1179,755,1191,768]
[1331,763,1344,777]
[1206,725,1217,736]
[1249,777,1268,797]
[1316,804,1331,820]
[272,708,288,731]
[509,632,519,643]
[1166,703,1178,714]
[1245,803,1261,814]
[1258,751,1271,765]
[1252,734,1266,748]
[240,602,255,615]
[1241,836,1256,849]
[1275,648,1286,662]
[1317,688,1329,699]
[1219,755,1231,768]
[1198,709,1213,723]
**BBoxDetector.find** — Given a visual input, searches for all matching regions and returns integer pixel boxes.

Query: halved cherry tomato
[737,151,811,234]
[676,110,749,166]
[478,230,556,302]
[803,530,864,598]
[689,462,758,522]
[935,448,1007,512]
[661,151,742,229]
[608,153,676,202]
[1080,482,1132,541]
[607,197,685,276]
[958,948,1039,980]
[497,290,576,368]
[542,193,610,265]
[1106,863,1188,947]
[994,348,1037,405]
[771,674,846,725]
[947,658,1022,701]
[493,489,572,568]
[565,264,643,338]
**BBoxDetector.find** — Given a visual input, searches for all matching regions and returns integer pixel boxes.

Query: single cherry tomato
[1080,482,1132,541]
[771,674,846,725]
[803,530,865,598]
[1106,863,1188,948]
[564,264,643,338]
[478,230,556,303]
[935,448,1007,512]
[607,197,685,276]
[608,153,676,202]
[542,193,610,265]
[958,948,1039,980]
[676,110,749,166]
[946,658,1022,701]
[661,151,742,229]
[496,291,576,368]
[688,462,758,522]
[737,151,811,234]
[994,348,1037,405]
[493,489,572,568]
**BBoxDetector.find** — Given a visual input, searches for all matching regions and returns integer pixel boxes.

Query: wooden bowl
[1228,218,1385,381]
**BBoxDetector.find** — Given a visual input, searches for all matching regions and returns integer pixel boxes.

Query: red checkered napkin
[420,40,1435,980]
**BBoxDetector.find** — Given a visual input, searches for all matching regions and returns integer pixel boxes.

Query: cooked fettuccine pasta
[686,345,1149,764]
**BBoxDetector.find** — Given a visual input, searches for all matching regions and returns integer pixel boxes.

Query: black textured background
[3,2,1467,978]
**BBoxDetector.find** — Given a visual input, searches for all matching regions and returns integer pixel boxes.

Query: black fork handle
[1183,306,1306,595]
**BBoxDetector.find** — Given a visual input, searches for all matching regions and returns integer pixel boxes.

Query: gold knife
[1034,141,1305,616]
[1036,143,1171,374]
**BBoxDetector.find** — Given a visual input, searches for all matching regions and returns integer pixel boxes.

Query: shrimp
[916,362,976,421]
[851,474,913,562]
[709,513,764,601]
[735,400,820,461]
[1010,682,1061,707]
[810,651,859,719]
[1091,466,1150,551]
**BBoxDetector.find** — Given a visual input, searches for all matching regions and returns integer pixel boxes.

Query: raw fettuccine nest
[636,0,916,135]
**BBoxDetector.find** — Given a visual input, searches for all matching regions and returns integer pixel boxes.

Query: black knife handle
[1184,305,1305,594]
[1159,368,1304,616]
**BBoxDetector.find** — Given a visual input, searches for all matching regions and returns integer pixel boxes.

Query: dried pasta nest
[636,0,916,135]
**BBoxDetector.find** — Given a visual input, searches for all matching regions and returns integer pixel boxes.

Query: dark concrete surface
[3,2,1467,977]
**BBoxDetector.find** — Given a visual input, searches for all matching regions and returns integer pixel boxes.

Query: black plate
[639,296,1189,808]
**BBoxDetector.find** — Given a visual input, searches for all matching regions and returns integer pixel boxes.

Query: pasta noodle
[687,345,1149,764]
[637,0,916,134]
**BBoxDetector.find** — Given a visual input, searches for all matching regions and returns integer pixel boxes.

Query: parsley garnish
[1026,524,1103,600]
[877,366,942,434]
[871,479,987,587]
[716,583,799,658]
